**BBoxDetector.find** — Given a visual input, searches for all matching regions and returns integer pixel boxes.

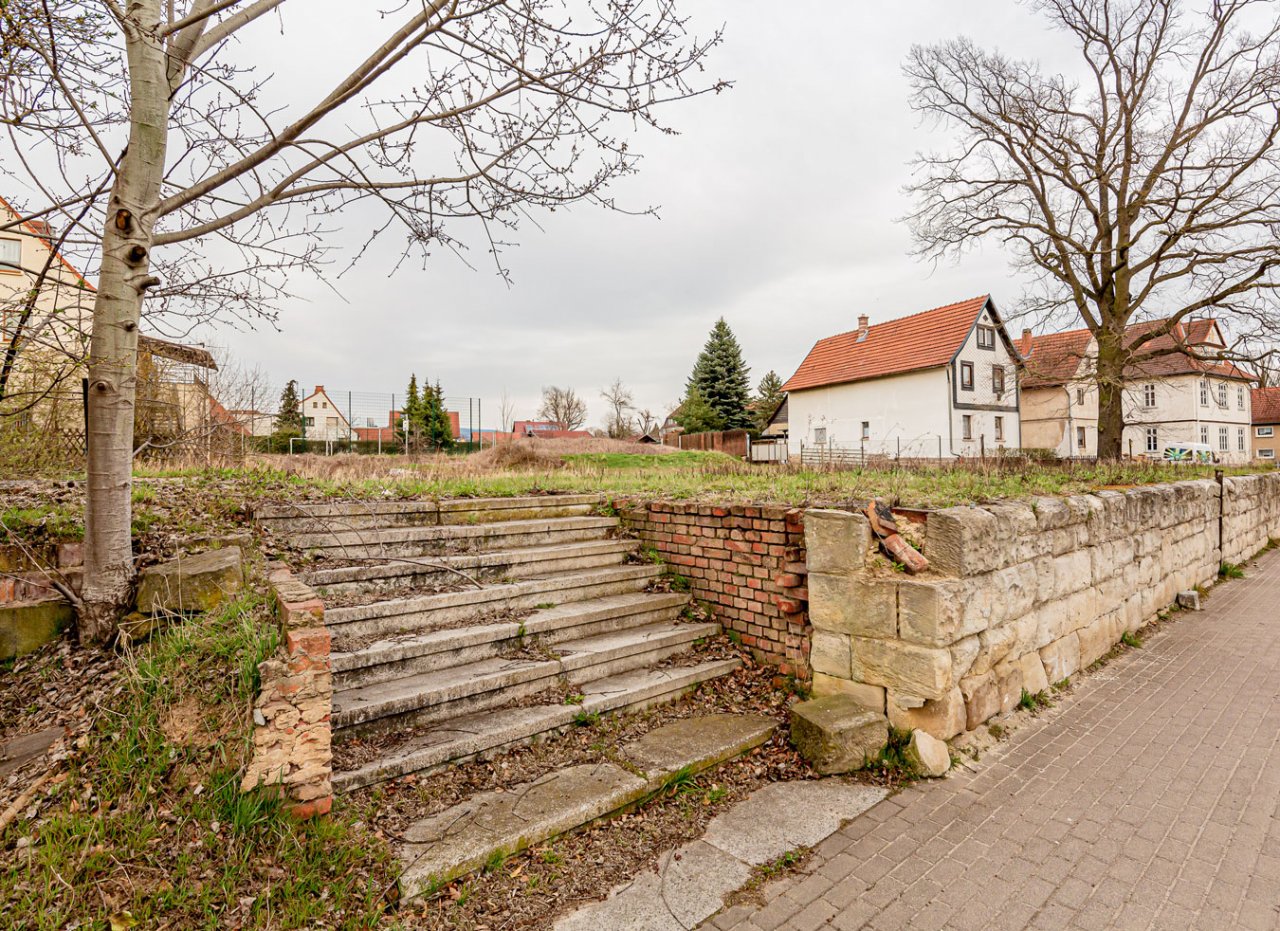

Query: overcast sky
[200,1,1079,430]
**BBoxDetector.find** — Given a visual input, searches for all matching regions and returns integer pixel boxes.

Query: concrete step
[326,565,665,643]
[284,515,618,559]
[255,493,604,533]
[304,538,637,596]
[333,592,691,690]
[396,713,777,898]
[333,658,742,792]
[332,620,720,737]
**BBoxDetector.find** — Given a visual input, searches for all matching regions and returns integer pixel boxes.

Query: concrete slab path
[704,548,1280,930]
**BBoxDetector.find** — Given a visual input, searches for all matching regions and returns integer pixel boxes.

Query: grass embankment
[0,594,394,930]
[138,450,1271,510]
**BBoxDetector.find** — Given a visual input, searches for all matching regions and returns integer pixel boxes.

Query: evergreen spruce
[273,379,305,439]
[399,375,423,449]
[684,318,753,431]
[674,386,722,434]
[424,380,455,449]
[753,370,785,431]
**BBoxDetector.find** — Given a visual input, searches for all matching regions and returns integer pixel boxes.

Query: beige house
[1019,318,1254,463]
[300,385,350,442]
[1252,388,1280,462]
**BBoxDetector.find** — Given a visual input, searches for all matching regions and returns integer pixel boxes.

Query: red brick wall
[615,500,810,676]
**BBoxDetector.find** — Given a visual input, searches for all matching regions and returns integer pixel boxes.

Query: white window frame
[1201,380,1210,406]
[1142,383,1156,408]
[994,416,1004,442]
[1145,427,1159,453]
[1075,387,1084,406]
[0,238,19,270]
[962,415,973,440]
[1238,386,1246,410]
[1217,382,1227,406]
[1260,448,1276,460]
[860,421,870,441]
[1219,426,1229,451]
[1200,425,1209,445]
[1258,426,1275,438]
[1077,426,1086,450]
[1238,428,1246,452]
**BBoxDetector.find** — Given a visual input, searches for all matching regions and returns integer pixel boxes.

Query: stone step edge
[331,592,690,675]
[326,564,663,626]
[287,515,618,549]
[255,493,605,520]
[304,538,638,587]
[333,658,743,793]
[331,621,721,730]
[396,711,777,898]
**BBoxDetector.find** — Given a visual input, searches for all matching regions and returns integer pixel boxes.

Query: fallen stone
[789,694,888,774]
[0,598,73,661]
[903,729,950,778]
[0,726,63,779]
[620,714,775,791]
[135,548,243,615]
[1177,590,1201,611]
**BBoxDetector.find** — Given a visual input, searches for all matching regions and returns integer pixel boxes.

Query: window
[1201,380,1210,406]
[813,427,827,445]
[976,325,995,350]
[992,365,1005,395]
[327,416,339,428]
[994,416,1004,442]
[1076,388,1085,406]
[1200,425,1209,445]
[1077,426,1087,450]
[1217,382,1227,406]
[860,421,870,441]
[1142,383,1156,408]
[1238,428,1246,452]
[960,361,974,390]
[1219,427,1229,451]
[312,401,319,409]
[304,416,315,427]
[322,401,329,409]
[962,415,973,440]
[0,239,19,270]
[1258,426,1275,438]
[1239,386,1246,410]
[1261,448,1276,460]
[1146,427,1159,452]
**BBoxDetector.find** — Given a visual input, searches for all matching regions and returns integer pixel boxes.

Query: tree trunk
[1095,324,1127,461]
[80,1,171,642]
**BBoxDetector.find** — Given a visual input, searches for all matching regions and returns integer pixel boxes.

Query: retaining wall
[616,500,810,675]
[806,473,1280,740]
[241,562,333,817]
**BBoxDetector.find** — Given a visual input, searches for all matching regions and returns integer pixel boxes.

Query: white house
[299,385,350,442]
[782,295,1022,460]
[1020,318,1253,464]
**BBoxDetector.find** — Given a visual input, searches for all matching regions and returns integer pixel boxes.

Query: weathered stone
[803,509,872,575]
[1040,632,1080,683]
[1019,650,1050,696]
[808,574,896,638]
[960,672,1000,731]
[898,579,961,645]
[1177,590,1202,611]
[903,729,950,778]
[994,659,1024,715]
[1077,613,1118,668]
[0,598,73,661]
[789,694,888,774]
[927,506,1000,576]
[811,674,886,713]
[969,625,1018,678]
[887,686,966,741]
[850,637,952,700]
[136,548,243,615]
[620,714,774,789]
[949,635,980,681]
[810,630,852,678]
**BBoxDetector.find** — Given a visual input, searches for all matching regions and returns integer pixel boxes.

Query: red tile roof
[1253,387,1280,425]
[782,295,992,392]
[0,194,95,291]
[1022,329,1094,389]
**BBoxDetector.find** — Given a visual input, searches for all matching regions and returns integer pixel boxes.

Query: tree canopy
[683,318,753,432]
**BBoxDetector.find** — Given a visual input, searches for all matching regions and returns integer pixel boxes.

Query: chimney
[314,385,324,394]
[857,314,870,341]
[1021,328,1033,356]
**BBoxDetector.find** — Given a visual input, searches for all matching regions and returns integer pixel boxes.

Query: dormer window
[976,326,995,350]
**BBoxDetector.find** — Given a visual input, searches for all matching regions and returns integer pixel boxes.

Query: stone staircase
[257,493,768,895]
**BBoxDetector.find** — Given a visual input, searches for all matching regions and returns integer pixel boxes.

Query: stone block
[0,598,73,661]
[1176,590,1201,611]
[810,630,851,678]
[1039,632,1080,683]
[811,674,886,713]
[949,635,980,681]
[136,548,243,615]
[960,672,1000,731]
[789,694,888,774]
[850,637,952,701]
[1077,612,1120,668]
[887,686,966,741]
[804,510,872,575]
[898,579,962,646]
[904,729,951,778]
[969,624,1018,678]
[809,574,896,638]
[994,659,1024,714]
[1019,650,1050,696]
[926,507,999,576]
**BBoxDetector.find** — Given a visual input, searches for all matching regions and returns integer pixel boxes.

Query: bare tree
[0,0,723,639]
[636,408,659,435]
[600,377,635,438]
[497,388,516,434]
[905,0,1280,458]
[538,385,587,431]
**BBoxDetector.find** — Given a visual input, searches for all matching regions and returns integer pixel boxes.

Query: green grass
[1219,561,1246,579]
[1120,630,1144,648]
[0,594,395,930]
[1017,688,1053,711]
[0,503,84,541]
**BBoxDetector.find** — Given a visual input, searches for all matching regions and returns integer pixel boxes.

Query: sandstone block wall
[807,474,1280,740]
[241,562,333,818]
[616,500,810,675]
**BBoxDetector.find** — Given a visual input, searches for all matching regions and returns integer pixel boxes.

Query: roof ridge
[812,294,990,344]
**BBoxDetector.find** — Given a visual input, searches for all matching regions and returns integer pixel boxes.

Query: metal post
[348,391,353,451]
[938,435,942,461]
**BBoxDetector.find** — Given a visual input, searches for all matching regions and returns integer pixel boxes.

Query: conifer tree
[399,375,423,450]
[753,370,785,432]
[674,386,722,434]
[425,380,455,449]
[684,318,753,431]
[273,379,305,438]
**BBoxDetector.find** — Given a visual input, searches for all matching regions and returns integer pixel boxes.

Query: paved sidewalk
[705,549,1280,931]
